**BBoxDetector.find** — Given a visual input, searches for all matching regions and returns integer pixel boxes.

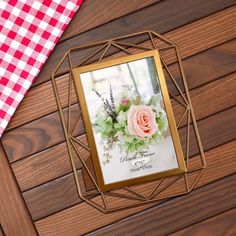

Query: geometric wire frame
[51,31,206,213]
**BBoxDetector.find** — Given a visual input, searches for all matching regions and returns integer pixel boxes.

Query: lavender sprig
[93,88,116,120]
[109,84,115,109]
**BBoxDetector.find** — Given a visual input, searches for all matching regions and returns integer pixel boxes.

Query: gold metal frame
[51,31,206,213]
[72,50,186,191]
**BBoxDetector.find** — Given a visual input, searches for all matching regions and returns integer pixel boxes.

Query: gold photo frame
[51,31,206,213]
[72,50,186,191]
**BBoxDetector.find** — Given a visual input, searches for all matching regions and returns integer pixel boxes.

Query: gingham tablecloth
[0,0,83,137]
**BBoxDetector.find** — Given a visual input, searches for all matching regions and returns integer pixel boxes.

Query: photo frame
[51,31,206,213]
[72,50,186,191]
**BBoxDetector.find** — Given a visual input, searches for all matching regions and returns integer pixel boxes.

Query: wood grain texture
[0,143,38,236]
[34,0,235,86]
[86,175,236,236]
[167,39,236,93]
[173,73,236,127]
[34,141,236,235]
[7,6,236,131]
[12,137,83,192]
[12,73,236,192]
[3,39,236,163]
[23,106,236,221]
[60,0,160,42]
[170,208,236,236]
[1,1,235,234]
[2,107,85,163]
[23,172,79,221]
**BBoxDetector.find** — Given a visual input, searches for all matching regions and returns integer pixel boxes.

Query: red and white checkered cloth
[0,0,83,137]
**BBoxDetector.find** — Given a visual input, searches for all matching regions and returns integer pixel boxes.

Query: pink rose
[127,105,157,138]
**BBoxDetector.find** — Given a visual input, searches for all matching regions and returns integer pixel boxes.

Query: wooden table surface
[1,0,236,235]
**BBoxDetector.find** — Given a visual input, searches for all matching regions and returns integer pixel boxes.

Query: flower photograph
[73,51,186,190]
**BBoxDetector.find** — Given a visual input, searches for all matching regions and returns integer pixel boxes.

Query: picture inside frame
[72,50,186,191]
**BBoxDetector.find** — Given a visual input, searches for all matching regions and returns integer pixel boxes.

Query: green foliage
[156,115,167,133]
[93,113,116,139]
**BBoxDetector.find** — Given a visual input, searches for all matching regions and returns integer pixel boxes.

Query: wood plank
[170,208,236,236]
[86,175,236,236]
[23,107,236,220]
[60,0,160,42]
[34,141,236,235]
[7,6,236,130]
[173,73,236,127]
[23,172,79,221]
[3,107,85,163]
[3,40,236,163]
[0,143,38,236]
[34,0,235,86]
[12,138,83,192]
[12,73,236,192]
[167,39,236,94]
